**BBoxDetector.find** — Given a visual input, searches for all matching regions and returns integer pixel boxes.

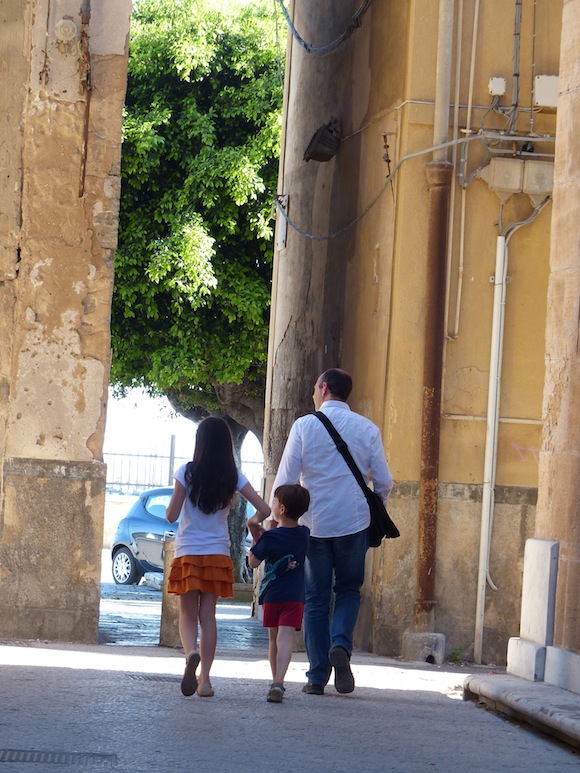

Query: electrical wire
[273,0,372,56]
[272,0,285,90]
[503,196,550,242]
[274,133,482,241]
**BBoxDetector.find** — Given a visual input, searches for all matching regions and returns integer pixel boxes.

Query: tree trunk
[167,372,265,445]
[225,416,251,583]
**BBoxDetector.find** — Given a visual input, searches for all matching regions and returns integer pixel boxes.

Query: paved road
[41,584,565,770]
[1,635,576,772]
[1,569,576,770]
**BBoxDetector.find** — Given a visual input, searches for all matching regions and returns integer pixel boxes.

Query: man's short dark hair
[274,484,310,521]
[318,368,352,401]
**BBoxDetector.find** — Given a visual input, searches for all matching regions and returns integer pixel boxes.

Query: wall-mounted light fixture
[303,117,341,162]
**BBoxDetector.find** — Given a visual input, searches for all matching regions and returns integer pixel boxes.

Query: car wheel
[112,547,141,585]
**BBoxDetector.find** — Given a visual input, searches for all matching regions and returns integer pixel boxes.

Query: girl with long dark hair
[166,416,270,697]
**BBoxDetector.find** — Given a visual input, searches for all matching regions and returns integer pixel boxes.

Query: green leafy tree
[111,0,283,440]
[111,0,283,580]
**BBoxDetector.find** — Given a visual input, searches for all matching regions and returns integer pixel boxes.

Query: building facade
[264,0,573,669]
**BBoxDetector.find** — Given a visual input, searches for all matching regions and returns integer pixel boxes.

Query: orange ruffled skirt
[167,554,234,598]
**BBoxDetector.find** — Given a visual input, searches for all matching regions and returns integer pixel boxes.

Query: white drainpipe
[473,197,550,664]
[474,235,506,664]
[432,0,454,163]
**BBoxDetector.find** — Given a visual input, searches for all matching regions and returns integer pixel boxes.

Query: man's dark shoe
[302,682,324,695]
[329,646,355,694]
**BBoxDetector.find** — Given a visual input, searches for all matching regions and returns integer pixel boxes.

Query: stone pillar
[535,0,580,657]
[0,0,131,642]
[160,539,180,648]
[508,0,580,691]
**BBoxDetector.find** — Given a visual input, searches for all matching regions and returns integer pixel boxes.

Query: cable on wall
[274,133,482,242]
[273,0,372,56]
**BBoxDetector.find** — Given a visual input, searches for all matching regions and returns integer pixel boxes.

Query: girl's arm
[240,481,271,541]
[166,480,186,523]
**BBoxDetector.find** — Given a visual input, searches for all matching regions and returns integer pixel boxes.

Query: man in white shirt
[271,368,393,695]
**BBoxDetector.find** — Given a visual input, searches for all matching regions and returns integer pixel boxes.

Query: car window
[144,493,172,519]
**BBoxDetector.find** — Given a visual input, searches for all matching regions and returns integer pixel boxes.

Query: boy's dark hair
[274,484,310,521]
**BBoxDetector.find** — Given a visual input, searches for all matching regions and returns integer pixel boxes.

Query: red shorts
[262,601,305,630]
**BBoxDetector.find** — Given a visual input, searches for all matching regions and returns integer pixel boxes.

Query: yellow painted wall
[269,0,563,663]
[344,0,559,490]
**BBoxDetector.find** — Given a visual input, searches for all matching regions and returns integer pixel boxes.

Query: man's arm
[269,421,304,506]
[369,427,394,500]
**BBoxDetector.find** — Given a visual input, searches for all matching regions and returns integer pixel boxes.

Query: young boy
[247,484,310,703]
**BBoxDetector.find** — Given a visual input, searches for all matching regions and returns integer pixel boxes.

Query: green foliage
[450,648,465,665]
[111,0,283,420]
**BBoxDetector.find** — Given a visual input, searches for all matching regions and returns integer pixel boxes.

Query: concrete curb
[464,672,580,749]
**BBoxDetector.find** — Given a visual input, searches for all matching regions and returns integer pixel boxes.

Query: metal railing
[104,440,264,495]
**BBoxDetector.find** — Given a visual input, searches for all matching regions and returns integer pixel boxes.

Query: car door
[133,492,175,571]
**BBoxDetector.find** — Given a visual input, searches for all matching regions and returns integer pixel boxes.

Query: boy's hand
[247,521,265,542]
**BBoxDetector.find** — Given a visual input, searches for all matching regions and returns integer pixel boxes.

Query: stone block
[520,539,559,645]
[233,583,254,602]
[545,646,580,696]
[506,637,546,681]
[402,631,445,665]
[0,457,105,643]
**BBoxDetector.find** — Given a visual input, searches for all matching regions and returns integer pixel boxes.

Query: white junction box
[488,76,507,96]
[533,75,559,108]
[485,157,524,193]
[523,160,554,198]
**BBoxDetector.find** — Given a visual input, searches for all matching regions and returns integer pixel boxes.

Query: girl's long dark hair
[184,417,238,514]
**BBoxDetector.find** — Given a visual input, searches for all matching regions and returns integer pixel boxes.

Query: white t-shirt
[271,401,393,538]
[173,463,249,557]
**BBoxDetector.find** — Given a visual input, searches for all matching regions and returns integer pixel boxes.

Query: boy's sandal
[267,683,285,703]
[197,682,215,698]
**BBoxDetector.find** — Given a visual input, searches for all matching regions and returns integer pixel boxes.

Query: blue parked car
[110,486,255,585]
[111,487,176,585]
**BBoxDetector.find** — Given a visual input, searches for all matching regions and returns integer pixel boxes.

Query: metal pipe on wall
[415,0,454,632]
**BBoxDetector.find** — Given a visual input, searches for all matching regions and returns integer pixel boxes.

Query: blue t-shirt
[251,525,310,604]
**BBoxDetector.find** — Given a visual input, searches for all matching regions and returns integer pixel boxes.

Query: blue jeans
[303,528,369,685]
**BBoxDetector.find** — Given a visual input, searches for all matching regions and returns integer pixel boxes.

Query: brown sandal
[181,652,200,696]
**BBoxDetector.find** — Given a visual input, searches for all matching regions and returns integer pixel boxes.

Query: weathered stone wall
[535,0,580,654]
[0,0,131,642]
[357,484,536,664]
